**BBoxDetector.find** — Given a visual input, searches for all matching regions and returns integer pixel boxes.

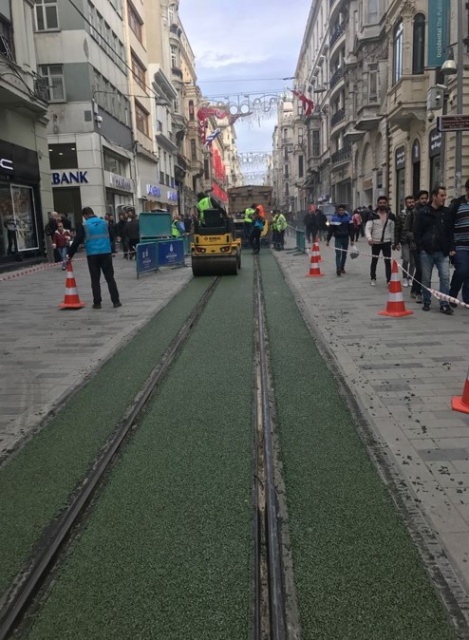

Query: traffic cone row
[378,260,413,317]
[59,261,85,309]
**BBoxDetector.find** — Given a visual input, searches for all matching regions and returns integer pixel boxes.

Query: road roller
[191,209,241,276]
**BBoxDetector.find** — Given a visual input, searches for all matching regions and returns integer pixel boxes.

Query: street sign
[437,115,469,132]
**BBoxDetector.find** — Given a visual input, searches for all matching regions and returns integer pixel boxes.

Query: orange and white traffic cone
[378,260,413,317]
[451,367,469,414]
[306,239,324,277]
[59,261,85,309]
[313,237,322,261]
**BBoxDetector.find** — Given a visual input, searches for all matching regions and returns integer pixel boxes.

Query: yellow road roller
[191,209,241,276]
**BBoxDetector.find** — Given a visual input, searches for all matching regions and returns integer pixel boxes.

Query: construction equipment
[191,209,241,276]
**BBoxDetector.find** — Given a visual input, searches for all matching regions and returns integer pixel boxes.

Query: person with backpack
[251,207,265,255]
[365,195,396,286]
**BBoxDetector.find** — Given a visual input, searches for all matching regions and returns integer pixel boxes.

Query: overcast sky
[179,0,310,166]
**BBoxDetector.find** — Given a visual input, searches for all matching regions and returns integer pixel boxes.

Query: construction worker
[68,206,121,309]
[172,215,185,238]
[196,192,224,225]
[276,210,288,250]
[244,202,256,244]
[271,211,279,249]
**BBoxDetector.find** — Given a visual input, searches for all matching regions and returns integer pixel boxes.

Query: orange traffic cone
[306,239,324,277]
[378,260,413,317]
[59,261,85,309]
[312,237,322,261]
[451,367,469,414]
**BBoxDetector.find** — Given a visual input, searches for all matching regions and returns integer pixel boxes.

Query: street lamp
[440,0,464,195]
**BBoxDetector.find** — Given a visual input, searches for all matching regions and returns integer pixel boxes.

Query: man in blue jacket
[326,204,355,276]
[68,207,121,309]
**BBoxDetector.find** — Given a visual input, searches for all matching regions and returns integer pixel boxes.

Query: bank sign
[51,170,88,185]
[428,0,449,68]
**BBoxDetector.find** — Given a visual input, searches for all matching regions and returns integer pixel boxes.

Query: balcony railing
[330,23,345,47]
[331,146,351,165]
[330,107,345,127]
[329,67,344,90]
[32,73,49,103]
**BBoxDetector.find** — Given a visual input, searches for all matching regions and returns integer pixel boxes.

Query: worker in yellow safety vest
[244,203,256,244]
[274,210,287,251]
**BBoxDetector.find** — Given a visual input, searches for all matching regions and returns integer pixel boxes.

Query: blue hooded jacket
[327,212,354,241]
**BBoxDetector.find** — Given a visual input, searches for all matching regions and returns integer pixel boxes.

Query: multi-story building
[0,0,52,265]
[280,0,469,215]
[272,99,294,212]
[34,0,134,224]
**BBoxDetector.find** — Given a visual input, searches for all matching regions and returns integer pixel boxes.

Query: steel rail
[255,263,287,640]
[0,278,220,640]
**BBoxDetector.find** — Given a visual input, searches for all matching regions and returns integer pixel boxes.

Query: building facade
[276,0,469,215]
[0,0,52,265]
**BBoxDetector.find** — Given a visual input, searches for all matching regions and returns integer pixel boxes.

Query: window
[135,102,149,136]
[128,2,142,42]
[189,100,194,120]
[191,139,197,161]
[168,3,176,24]
[88,2,96,38]
[312,130,320,157]
[413,13,425,75]
[367,0,378,23]
[298,155,304,179]
[369,69,378,99]
[170,44,177,68]
[39,64,65,102]
[393,21,403,85]
[49,144,78,169]
[35,0,59,31]
[0,12,14,61]
[103,151,126,175]
[131,52,146,90]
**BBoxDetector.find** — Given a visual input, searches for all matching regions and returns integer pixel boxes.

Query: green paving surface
[261,252,456,639]
[0,279,212,596]
[25,263,254,640]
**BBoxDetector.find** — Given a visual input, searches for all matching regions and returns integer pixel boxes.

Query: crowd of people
[321,180,469,315]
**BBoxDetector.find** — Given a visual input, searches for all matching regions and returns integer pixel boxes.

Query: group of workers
[243,203,287,253]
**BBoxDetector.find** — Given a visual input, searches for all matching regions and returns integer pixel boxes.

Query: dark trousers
[128,238,139,258]
[370,242,392,282]
[334,236,349,270]
[278,229,285,249]
[87,254,120,305]
[244,222,252,244]
[450,248,469,303]
[411,249,422,295]
[251,228,261,254]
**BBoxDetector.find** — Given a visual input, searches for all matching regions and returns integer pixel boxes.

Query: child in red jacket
[52,221,71,269]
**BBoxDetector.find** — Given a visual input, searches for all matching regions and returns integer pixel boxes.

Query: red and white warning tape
[0,256,86,283]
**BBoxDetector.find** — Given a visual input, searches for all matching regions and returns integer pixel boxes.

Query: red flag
[291,90,315,117]
[197,106,229,121]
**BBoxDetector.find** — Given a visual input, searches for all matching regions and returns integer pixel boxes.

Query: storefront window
[49,143,78,170]
[0,183,38,257]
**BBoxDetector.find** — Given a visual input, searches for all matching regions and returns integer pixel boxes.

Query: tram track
[0,278,222,640]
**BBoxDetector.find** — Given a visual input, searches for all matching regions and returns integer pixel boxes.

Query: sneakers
[336,269,341,277]
[449,301,458,309]
[440,305,454,315]
[422,303,430,311]
[415,294,423,304]
[92,303,102,309]
[402,279,409,287]
[113,302,122,308]
[370,279,376,286]
[341,268,346,274]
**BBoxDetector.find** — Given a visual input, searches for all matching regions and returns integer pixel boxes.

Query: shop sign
[51,170,88,185]
[147,184,161,197]
[110,173,133,192]
[395,146,406,170]
[0,158,14,172]
[167,190,178,202]
[429,129,442,157]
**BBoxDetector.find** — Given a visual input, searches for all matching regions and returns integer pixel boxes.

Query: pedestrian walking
[414,186,454,314]
[352,209,363,242]
[303,207,318,244]
[394,195,415,287]
[116,211,129,259]
[45,212,60,262]
[449,178,469,307]
[125,208,140,260]
[365,195,396,286]
[52,221,71,269]
[105,213,117,255]
[68,207,121,309]
[326,204,354,276]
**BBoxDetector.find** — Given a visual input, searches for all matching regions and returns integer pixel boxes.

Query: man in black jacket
[449,178,469,306]
[414,186,455,314]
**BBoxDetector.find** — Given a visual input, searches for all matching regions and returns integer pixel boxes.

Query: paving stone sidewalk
[274,238,469,599]
[0,255,192,458]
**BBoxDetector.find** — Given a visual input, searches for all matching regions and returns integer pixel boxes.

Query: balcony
[329,67,345,91]
[387,74,428,130]
[330,23,345,48]
[355,98,383,131]
[331,146,351,166]
[330,107,345,128]
[0,62,48,116]
[171,66,183,80]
